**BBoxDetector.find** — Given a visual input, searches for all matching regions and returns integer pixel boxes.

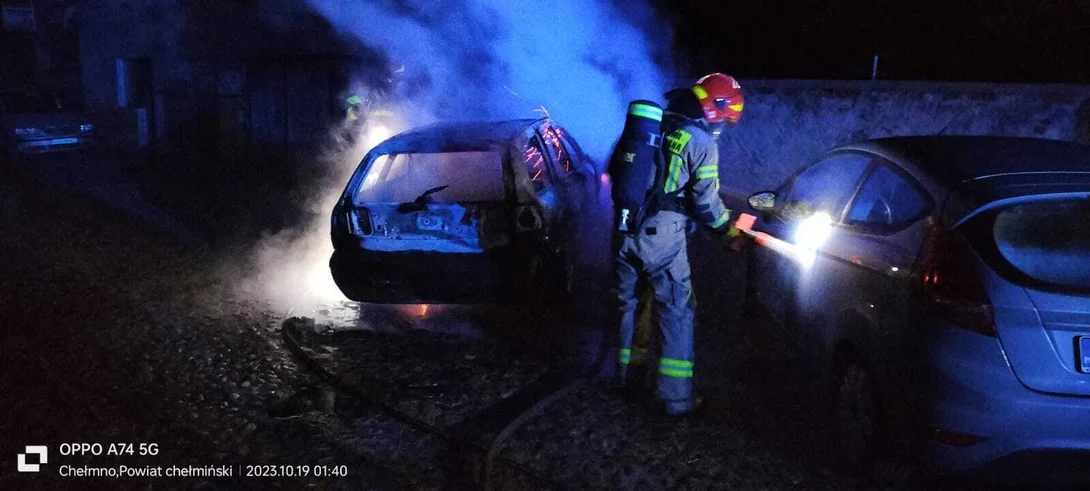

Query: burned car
[330,118,599,304]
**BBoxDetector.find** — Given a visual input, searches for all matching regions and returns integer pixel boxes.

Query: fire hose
[280,318,584,490]
[279,215,780,488]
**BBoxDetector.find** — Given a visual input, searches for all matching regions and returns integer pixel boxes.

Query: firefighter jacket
[659,116,732,231]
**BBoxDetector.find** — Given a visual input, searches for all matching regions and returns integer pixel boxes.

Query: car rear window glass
[355,151,505,203]
[845,164,929,233]
[781,154,871,221]
[992,199,1090,290]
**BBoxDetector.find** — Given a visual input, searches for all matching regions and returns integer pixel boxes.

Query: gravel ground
[2,176,985,490]
[0,180,451,489]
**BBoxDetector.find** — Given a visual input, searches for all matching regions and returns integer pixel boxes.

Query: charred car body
[330,118,599,304]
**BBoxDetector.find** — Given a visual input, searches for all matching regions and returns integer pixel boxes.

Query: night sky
[661,0,1090,83]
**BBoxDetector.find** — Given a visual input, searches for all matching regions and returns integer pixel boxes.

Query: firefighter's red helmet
[692,73,744,124]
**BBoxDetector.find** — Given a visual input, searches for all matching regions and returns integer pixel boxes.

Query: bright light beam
[744,211,835,268]
[363,124,391,151]
[794,212,834,267]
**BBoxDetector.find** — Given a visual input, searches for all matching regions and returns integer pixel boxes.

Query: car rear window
[992,199,1090,291]
[355,151,505,203]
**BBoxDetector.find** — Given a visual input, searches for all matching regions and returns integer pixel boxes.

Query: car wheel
[834,360,877,476]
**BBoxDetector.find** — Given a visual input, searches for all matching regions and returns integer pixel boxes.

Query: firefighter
[611,73,745,416]
[343,93,364,122]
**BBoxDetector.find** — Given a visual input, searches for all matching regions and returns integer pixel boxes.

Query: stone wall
[718,80,1090,194]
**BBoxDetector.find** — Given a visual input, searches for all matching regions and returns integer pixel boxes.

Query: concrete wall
[718,80,1090,195]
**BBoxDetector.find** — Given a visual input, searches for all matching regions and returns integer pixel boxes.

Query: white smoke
[237,0,673,315]
[232,113,409,315]
[304,0,673,161]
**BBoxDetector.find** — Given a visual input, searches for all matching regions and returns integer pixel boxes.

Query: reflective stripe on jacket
[661,120,731,229]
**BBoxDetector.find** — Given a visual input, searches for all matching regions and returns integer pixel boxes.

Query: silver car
[745,137,1090,482]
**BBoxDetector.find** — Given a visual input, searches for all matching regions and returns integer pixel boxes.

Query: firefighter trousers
[612,212,696,414]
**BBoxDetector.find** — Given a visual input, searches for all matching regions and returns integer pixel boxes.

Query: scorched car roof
[371,118,545,154]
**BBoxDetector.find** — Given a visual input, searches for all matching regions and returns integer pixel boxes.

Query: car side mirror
[748,191,776,212]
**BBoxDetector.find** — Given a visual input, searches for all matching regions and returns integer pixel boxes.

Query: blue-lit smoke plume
[304,0,673,162]
[239,0,671,313]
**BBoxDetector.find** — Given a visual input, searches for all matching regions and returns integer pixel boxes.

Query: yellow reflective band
[628,104,663,121]
[345,95,363,105]
[619,348,632,365]
[663,130,692,193]
[620,348,632,356]
[692,86,708,100]
[659,367,694,378]
[728,102,744,112]
[710,212,730,229]
[665,154,682,193]
[665,130,692,155]
[659,358,693,369]
[695,164,718,180]
[370,109,395,117]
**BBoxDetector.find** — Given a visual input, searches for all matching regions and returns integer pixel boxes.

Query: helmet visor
[715,98,744,113]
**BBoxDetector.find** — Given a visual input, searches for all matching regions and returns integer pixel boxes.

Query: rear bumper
[15,136,94,154]
[330,247,536,304]
[918,323,1090,480]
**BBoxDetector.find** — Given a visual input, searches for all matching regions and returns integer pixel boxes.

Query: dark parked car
[330,118,599,304]
[0,91,95,156]
[744,137,1090,481]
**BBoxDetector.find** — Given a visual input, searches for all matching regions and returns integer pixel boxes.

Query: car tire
[833,359,878,478]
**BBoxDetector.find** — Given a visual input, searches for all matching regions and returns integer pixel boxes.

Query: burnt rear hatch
[332,146,533,303]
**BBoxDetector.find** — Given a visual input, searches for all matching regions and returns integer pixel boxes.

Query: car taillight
[916,228,995,336]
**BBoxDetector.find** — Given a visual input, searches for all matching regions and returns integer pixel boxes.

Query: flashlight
[793,212,834,267]
[795,212,834,250]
